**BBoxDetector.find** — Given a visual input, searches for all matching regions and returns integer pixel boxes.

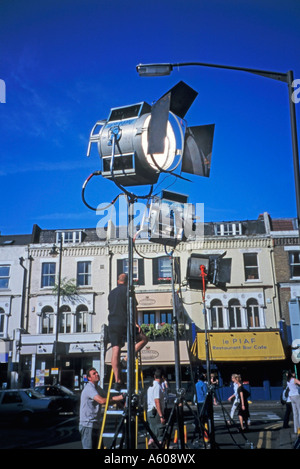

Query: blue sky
[1,0,300,234]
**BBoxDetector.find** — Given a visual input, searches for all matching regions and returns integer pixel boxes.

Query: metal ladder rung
[106,409,124,415]
[102,432,123,438]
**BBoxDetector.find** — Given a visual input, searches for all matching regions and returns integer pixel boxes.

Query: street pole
[136,61,300,229]
[50,237,63,382]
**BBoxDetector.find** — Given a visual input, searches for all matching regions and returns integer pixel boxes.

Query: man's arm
[93,393,124,405]
[154,398,165,423]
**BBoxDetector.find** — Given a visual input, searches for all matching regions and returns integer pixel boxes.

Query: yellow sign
[196,331,285,361]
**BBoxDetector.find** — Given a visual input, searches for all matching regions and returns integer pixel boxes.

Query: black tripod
[102,394,164,449]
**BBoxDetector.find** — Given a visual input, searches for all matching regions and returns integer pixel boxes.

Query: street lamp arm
[136,61,289,83]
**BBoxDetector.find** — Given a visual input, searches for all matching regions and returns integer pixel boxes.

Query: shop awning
[192,330,286,361]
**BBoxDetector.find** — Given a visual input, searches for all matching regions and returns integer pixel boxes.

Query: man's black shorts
[108,322,142,347]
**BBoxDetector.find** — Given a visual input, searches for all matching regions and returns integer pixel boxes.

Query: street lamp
[49,236,63,379]
[136,61,300,229]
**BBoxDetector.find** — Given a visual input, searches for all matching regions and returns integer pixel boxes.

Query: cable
[82,171,125,212]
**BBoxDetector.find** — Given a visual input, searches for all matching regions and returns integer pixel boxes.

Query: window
[76,305,89,332]
[123,259,138,281]
[216,223,242,236]
[143,311,156,325]
[77,261,91,286]
[56,231,82,244]
[41,263,56,288]
[2,391,22,404]
[0,265,10,289]
[152,257,180,285]
[247,299,260,328]
[0,307,5,336]
[117,259,144,285]
[210,299,224,329]
[289,252,300,278]
[41,306,54,334]
[229,299,242,329]
[243,253,259,280]
[160,311,172,324]
[59,305,72,333]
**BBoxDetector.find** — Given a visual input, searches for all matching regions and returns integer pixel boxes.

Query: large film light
[148,190,195,247]
[86,82,215,187]
[187,253,231,291]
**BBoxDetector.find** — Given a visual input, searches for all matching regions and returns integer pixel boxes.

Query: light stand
[199,264,216,449]
[49,236,63,384]
[126,194,137,449]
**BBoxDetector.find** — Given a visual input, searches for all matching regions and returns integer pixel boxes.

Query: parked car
[0,388,62,425]
[33,384,79,413]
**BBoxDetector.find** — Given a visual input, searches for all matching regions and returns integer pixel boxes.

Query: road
[0,402,298,450]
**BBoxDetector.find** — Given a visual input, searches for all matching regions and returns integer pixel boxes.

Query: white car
[0,388,61,425]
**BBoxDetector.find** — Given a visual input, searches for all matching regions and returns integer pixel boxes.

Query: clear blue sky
[1,0,300,235]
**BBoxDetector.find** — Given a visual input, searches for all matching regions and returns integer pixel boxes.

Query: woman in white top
[287,371,300,434]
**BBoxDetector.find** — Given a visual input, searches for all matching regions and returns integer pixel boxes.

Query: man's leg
[135,331,148,354]
[111,345,121,383]
[79,425,93,449]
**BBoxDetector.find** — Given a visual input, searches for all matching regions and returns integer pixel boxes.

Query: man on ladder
[107,273,148,391]
[79,367,124,449]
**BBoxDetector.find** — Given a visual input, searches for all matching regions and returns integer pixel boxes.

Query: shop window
[160,311,173,324]
[142,311,156,325]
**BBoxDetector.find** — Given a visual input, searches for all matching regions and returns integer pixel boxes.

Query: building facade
[0,212,298,399]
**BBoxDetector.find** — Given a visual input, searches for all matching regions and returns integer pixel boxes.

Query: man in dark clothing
[108,273,148,390]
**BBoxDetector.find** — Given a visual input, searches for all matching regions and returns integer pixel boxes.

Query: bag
[281,386,289,405]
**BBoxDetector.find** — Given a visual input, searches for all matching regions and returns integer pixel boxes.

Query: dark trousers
[283,402,292,428]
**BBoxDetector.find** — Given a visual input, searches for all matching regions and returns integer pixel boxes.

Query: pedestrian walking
[236,374,250,431]
[287,370,300,434]
[227,373,239,424]
[147,369,166,446]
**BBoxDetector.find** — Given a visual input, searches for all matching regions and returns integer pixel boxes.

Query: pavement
[40,400,300,450]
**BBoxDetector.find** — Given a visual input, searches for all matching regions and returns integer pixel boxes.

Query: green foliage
[52,277,78,301]
[141,322,185,341]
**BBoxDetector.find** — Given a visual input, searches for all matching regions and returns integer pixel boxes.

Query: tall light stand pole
[136,62,300,230]
[50,236,63,383]
[126,194,137,449]
[170,253,185,449]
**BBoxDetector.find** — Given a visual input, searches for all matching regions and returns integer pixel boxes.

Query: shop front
[192,330,287,400]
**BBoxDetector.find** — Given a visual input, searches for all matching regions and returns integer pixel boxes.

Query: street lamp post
[50,236,63,380]
[136,62,300,229]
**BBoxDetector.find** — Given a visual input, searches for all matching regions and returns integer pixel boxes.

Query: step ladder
[98,355,147,449]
